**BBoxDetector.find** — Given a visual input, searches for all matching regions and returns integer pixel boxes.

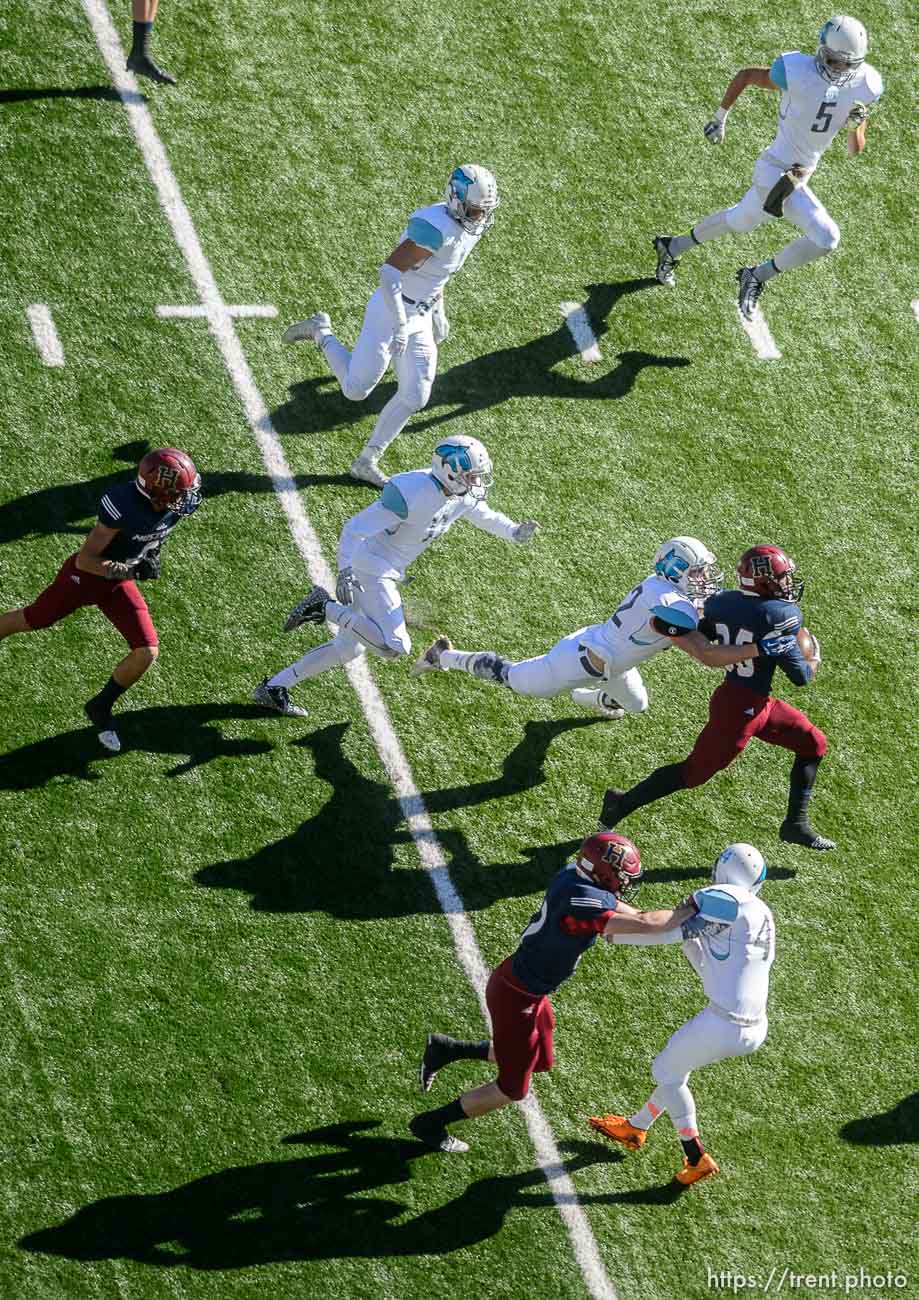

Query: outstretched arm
[704,66,778,143]
[656,622,796,669]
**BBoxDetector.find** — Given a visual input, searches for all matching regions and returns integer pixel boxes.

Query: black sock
[622,762,686,816]
[435,1035,489,1062]
[786,755,821,824]
[418,1097,467,1130]
[131,20,152,58]
[93,676,128,714]
[680,1136,706,1165]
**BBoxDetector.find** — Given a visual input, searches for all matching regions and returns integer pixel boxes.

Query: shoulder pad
[380,481,409,519]
[405,215,444,253]
[692,886,740,923]
[864,65,884,98]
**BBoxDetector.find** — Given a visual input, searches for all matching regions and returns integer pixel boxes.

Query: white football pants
[505,626,649,712]
[268,572,411,688]
[643,1007,768,1135]
[319,288,438,454]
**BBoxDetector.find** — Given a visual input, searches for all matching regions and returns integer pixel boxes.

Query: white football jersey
[576,575,699,672]
[766,51,883,171]
[399,203,482,303]
[686,883,775,1023]
[337,469,517,579]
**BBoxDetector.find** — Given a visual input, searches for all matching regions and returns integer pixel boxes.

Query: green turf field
[1,1,917,1297]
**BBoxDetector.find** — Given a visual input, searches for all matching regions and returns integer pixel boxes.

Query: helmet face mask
[737,545,804,602]
[712,843,767,895]
[431,436,493,501]
[653,536,723,602]
[136,448,202,515]
[816,14,868,84]
[445,165,500,236]
[576,833,643,902]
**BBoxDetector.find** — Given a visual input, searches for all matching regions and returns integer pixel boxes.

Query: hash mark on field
[912,299,919,322]
[26,304,65,366]
[737,307,782,361]
[157,304,278,319]
[560,301,602,361]
[83,3,618,1296]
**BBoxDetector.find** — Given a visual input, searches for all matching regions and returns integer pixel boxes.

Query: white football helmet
[445,165,500,236]
[816,15,868,85]
[712,843,767,895]
[431,435,493,500]
[653,537,723,601]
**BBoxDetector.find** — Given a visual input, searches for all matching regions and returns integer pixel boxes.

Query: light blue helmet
[445,165,500,236]
[713,843,767,895]
[817,15,868,85]
[653,536,723,601]
[431,435,493,500]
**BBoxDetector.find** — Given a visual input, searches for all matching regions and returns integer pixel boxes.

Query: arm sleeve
[337,500,403,569]
[769,55,788,90]
[560,910,615,936]
[98,493,123,528]
[466,500,519,541]
[379,264,407,329]
[405,217,444,253]
[607,925,685,947]
[682,936,706,976]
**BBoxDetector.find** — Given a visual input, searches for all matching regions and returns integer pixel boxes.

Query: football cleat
[409,1115,469,1154]
[779,820,836,851]
[349,452,388,488]
[281,312,332,345]
[737,266,766,321]
[588,1114,648,1150]
[570,688,625,720]
[597,787,627,831]
[126,53,177,84]
[675,1152,720,1185]
[653,235,679,287]
[411,636,453,677]
[84,699,122,753]
[252,679,308,717]
[418,1033,452,1092]
[283,586,331,632]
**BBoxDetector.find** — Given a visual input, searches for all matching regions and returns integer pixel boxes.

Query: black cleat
[737,266,765,321]
[252,679,308,717]
[409,1114,469,1154]
[653,235,679,287]
[127,53,177,85]
[598,787,627,831]
[283,586,331,632]
[83,698,121,753]
[779,820,836,851]
[419,1034,453,1093]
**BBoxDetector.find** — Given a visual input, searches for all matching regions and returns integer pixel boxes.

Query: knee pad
[341,376,376,402]
[810,727,828,759]
[809,217,840,253]
[396,383,431,414]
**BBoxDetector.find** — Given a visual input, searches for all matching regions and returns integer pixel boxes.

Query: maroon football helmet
[576,832,642,900]
[737,545,804,602]
[136,448,202,515]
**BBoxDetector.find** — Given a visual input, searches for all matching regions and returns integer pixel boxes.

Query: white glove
[810,634,822,664]
[703,107,728,144]
[432,301,450,345]
[513,520,539,544]
[848,100,868,127]
[336,566,360,605]
[391,323,408,357]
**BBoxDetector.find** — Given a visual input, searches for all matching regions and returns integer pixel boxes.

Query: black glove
[135,550,161,581]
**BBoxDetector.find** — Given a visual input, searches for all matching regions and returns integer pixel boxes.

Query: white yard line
[737,308,782,361]
[911,299,919,322]
[560,301,602,361]
[26,304,65,366]
[157,303,278,318]
[81,3,618,1296]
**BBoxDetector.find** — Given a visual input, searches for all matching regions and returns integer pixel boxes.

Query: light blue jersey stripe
[693,887,740,923]
[770,55,788,90]
[380,481,409,519]
[406,217,444,252]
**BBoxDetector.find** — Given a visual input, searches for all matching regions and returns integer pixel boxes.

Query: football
[797,626,819,661]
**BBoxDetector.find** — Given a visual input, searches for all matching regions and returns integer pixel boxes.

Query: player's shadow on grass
[0,86,125,104]
[0,440,362,548]
[0,704,275,787]
[839,1092,918,1145]
[195,717,600,918]
[271,279,689,438]
[19,1123,659,1268]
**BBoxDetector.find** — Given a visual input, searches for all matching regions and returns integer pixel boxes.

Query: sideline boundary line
[80,3,619,1296]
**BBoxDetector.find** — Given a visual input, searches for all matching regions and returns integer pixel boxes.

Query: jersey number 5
[811,101,834,133]
[715,623,755,677]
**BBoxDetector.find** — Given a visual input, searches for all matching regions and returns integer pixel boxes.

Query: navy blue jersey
[98,482,184,564]
[701,589,812,694]
[512,864,620,995]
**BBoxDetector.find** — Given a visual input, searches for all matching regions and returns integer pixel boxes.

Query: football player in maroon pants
[0,448,200,754]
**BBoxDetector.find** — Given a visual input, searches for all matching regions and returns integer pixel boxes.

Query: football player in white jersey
[589,843,775,1185]
[252,436,538,716]
[281,165,500,488]
[651,15,883,320]
[412,537,795,718]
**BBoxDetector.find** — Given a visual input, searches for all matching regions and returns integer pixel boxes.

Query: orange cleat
[588,1114,648,1150]
[675,1152,720,1185]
